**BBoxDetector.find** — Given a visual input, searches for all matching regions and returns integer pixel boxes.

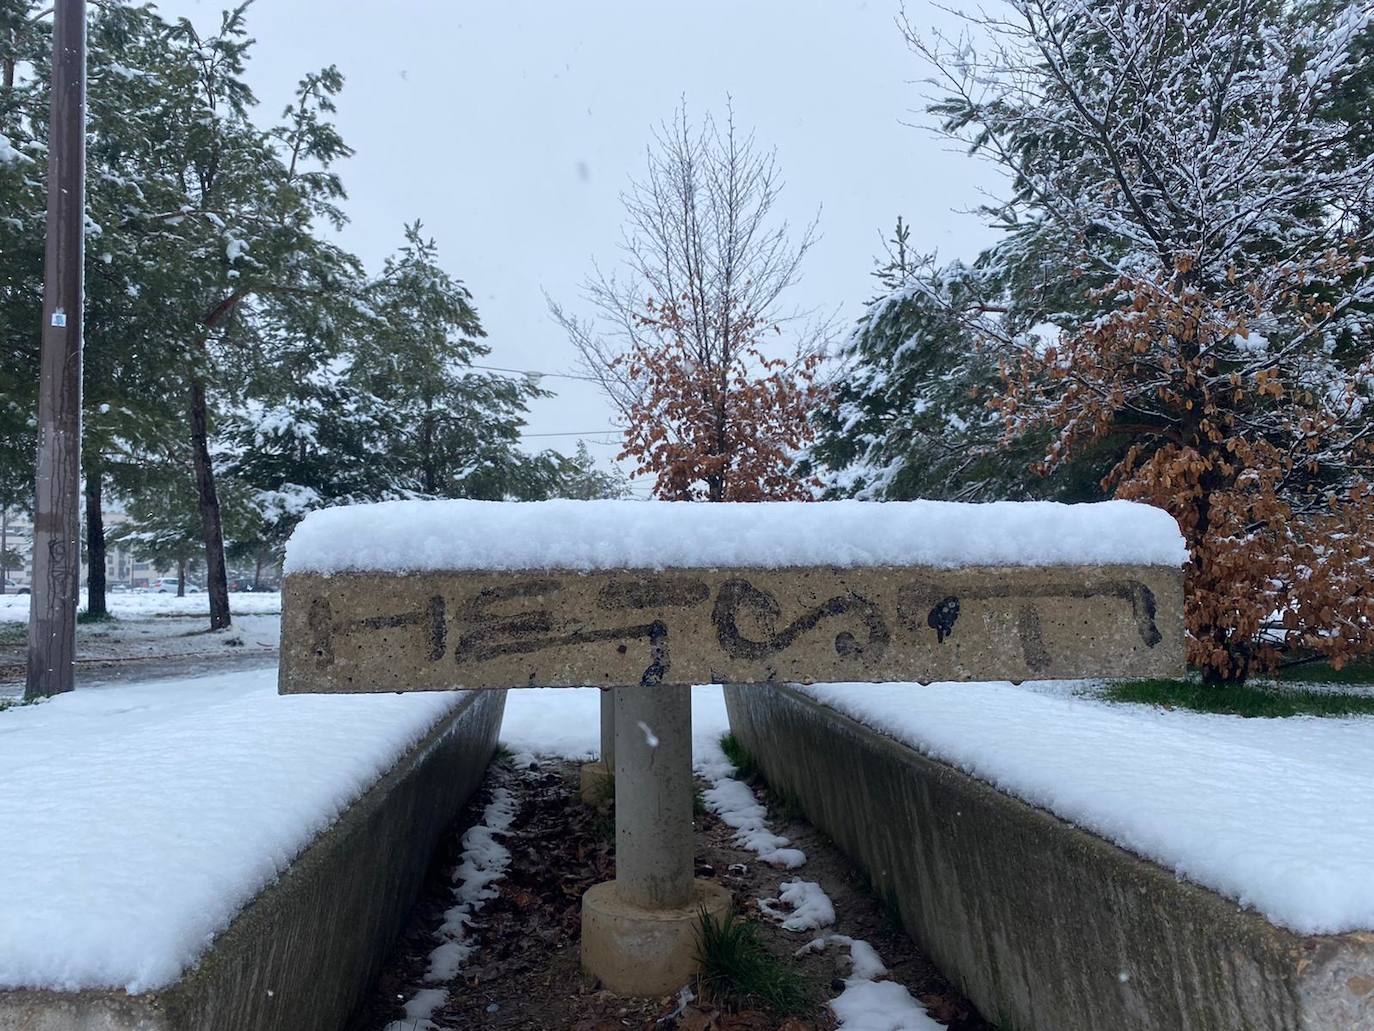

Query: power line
[469,363,601,384]
[520,430,622,438]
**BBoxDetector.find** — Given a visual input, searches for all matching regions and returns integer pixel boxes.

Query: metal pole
[26,0,86,700]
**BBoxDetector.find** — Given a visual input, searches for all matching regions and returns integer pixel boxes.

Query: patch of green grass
[695,909,813,1017]
[0,695,45,714]
[0,623,25,646]
[693,787,707,817]
[76,609,118,625]
[769,785,805,823]
[1271,658,1374,685]
[719,733,761,781]
[1103,678,1374,718]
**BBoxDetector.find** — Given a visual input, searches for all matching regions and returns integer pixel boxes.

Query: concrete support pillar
[579,688,619,804]
[600,687,616,771]
[613,684,693,909]
[580,684,731,996]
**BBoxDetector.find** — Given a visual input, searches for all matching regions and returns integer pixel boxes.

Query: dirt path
[353,758,990,1031]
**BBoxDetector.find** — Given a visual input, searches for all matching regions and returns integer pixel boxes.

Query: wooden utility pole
[26,0,86,701]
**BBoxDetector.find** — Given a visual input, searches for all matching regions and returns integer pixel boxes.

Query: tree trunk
[1,506,7,593]
[177,555,186,598]
[253,548,263,591]
[84,465,106,618]
[189,374,231,628]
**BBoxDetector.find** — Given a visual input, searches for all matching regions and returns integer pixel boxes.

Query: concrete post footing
[579,761,614,805]
[580,878,732,997]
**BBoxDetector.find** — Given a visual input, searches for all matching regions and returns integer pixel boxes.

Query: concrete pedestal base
[579,761,614,805]
[580,878,732,996]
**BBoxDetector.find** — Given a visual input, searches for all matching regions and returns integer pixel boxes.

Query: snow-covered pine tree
[804,220,1074,501]
[547,441,630,500]
[0,0,45,526]
[351,223,555,501]
[908,0,1374,680]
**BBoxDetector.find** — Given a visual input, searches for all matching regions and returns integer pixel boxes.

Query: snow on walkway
[0,668,464,992]
[800,680,1374,935]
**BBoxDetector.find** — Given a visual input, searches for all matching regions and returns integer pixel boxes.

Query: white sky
[155,0,1003,472]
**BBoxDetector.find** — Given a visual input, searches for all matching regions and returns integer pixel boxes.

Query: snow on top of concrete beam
[283,499,1187,575]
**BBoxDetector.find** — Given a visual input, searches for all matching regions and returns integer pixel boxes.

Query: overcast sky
[155,0,1003,472]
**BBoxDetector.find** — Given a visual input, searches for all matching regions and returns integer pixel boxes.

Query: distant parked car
[226,578,257,593]
[5,578,29,595]
[153,578,201,594]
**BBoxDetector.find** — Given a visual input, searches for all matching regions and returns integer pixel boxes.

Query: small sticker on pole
[50,310,67,328]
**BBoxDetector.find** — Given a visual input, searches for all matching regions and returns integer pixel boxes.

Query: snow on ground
[0,590,282,622]
[800,680,1374,935]
[386,781,519,1031]
[759,880,837,932]
[284,498,1186,574]
[498,685,733,761]
[0,667,465,992]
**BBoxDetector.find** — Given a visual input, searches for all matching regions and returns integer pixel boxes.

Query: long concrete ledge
[724,684,1374,1031]
[1,689,506,1031]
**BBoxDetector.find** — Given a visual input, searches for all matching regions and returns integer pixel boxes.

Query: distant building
[0,507,177,590]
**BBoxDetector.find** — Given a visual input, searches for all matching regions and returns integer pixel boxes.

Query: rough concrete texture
[281,563,1183,693]
[724,684,1374,1031]
[581,879,733,997]
[579,761,613,805]
[0,690,506,1031]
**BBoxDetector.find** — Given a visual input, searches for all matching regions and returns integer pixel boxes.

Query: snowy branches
[889,0,1374,679]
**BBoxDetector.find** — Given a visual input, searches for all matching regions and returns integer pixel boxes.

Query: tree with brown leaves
[551,102,829,502]
[911,0,1374,681]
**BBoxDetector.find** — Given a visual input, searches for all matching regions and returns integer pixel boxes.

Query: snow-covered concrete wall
[0,689,506,1031]
[724,684,1374,1031]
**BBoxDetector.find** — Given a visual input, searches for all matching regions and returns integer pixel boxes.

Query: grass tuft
[719,733,761,781]
[1271,658,1374,685]
[695,909,813,1017]
[1103,678,1374,718]
[76,609,118,625]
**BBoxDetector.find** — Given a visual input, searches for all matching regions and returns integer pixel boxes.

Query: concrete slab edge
[723,684,1374,1031]
[0,689,507,1031]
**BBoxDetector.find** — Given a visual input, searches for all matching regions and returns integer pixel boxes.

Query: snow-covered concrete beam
[279,564,1184,694]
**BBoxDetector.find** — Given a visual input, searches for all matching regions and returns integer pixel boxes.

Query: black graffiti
[361,595,447,661]
[597,576,710,611]
[308,597,334,669]
[455,577,671,685]
[927,596,960,643]
[309,594,447,668]
[898,579,1162,672]
[712,579,889,662]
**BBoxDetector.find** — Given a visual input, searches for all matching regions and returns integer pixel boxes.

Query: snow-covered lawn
[0,668,464,993]
[0,590,282,623]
